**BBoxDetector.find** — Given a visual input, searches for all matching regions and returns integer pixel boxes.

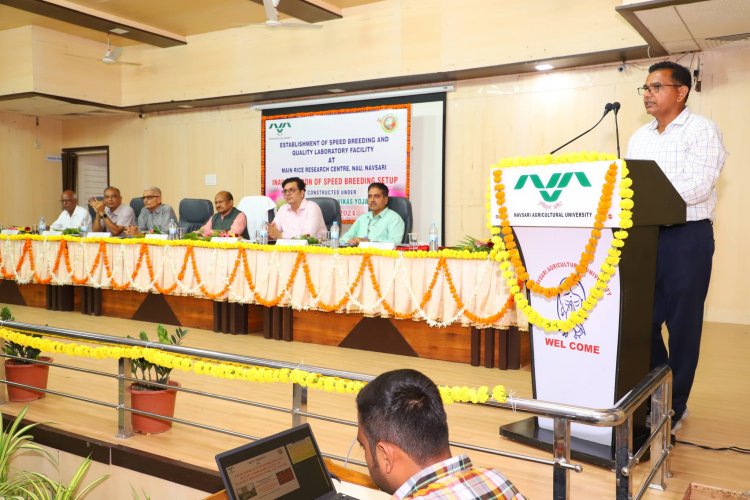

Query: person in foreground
[125,186,177,236]
[627,61,727,432]
[356,369,525,499]
[341,183,404,245]
[51,190,91,230]
[268,177,326,240]
[89,186,135,236]
[198,190,249,239]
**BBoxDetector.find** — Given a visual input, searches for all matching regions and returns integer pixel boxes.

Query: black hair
[649,61,692,101]
[282,177,306,191]
[367,182,389,197]
[356,369,449,465]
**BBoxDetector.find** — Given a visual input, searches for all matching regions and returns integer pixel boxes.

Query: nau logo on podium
[513,172,592,202]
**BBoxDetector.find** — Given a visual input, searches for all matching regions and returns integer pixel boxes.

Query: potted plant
[128,324,188,434]
[2,307,53,402]
[0,406,108,498]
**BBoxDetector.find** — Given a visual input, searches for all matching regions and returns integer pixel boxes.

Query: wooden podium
[494,159,684,467]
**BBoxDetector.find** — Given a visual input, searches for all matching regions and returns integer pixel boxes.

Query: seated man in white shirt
[51,190,92,230]
[89,186,136,236]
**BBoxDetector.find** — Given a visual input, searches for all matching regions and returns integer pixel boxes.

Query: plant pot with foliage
[128,324,188,434]
[2,307,52,402]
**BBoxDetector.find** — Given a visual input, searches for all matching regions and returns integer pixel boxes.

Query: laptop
[216,423,359,500]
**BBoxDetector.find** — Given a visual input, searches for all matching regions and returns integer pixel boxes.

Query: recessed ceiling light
[535,64,554,71]
[110,28,129,35]
[327,88,346,93]
[178,105,194,109]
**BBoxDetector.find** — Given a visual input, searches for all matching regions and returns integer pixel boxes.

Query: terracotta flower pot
[128,380,180,434]
[4,357,52,402]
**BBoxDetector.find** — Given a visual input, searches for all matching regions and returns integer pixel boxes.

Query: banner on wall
[262,105,411,224]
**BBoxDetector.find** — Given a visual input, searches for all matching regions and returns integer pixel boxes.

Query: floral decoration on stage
[0,235,511,328]
[485,152,634,333]
[0,328,508,405]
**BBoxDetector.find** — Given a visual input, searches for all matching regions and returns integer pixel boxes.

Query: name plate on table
[87,232,111,238]
[276,239,308,246]
[42,230,62,236]
[358,241,395,250]
[145,234,169,240]
[1,230,19,235]
[211,237,239,243]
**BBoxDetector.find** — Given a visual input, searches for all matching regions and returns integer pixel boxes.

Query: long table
[0,236,529,367]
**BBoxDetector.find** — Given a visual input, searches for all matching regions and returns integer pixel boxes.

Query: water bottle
[80,222,89,238]
[259,221,269,245]
[330,221,339,249]
[38,216,46,234]
[428,222,439,251]
[168,218,177,240]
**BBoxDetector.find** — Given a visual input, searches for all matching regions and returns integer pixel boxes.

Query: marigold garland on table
[486,153,634,333]
[0,328,508,405]
[0,237,516,328]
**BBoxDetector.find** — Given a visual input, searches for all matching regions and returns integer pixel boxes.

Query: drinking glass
[408,232,418,249]
[177,227,186,239]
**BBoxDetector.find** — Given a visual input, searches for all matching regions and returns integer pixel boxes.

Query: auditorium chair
[130,197,144,220]
[386,196,413,244]
[237,196,276,238]
[178,198,214,232]
[307,197,342,230]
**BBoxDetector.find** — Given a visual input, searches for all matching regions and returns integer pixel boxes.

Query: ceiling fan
[65,34,142,66]
[246,0,323,29]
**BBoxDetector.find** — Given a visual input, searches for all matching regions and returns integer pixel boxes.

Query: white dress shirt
[51,205,92,230]
[627,107,728,221]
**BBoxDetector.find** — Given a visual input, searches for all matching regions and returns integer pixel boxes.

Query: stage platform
[1,305,748,499]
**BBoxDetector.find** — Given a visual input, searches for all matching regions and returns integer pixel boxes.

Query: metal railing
[0,320,673,499]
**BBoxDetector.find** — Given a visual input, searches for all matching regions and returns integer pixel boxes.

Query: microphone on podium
[612,102,622,158]
[549,103,614,155]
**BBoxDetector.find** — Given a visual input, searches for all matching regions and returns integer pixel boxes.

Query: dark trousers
[651,220,714,420]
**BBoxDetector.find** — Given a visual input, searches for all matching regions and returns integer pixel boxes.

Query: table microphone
[612,102,621,158]
[549,103,614,155]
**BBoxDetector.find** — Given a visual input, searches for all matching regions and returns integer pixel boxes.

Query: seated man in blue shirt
[341,182,404,245]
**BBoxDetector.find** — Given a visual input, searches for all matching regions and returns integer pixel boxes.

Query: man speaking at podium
[627,61,727,432]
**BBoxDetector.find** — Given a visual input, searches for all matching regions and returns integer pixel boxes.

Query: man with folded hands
[89,186,135,236]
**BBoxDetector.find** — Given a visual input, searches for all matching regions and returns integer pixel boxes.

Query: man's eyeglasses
[637,83,683,95]
[142,195,159,200]
[282,188,299,195]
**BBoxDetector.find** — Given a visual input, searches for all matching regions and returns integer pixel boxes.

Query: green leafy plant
[130,325,188,391]
[298,234,320,245]
[0,406,108,499]
[62,228,81,235]
[1,307,42,365]
[452,235,494,253]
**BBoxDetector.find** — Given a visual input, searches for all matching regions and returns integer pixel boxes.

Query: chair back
[386,196,413,244]
[237,196,277,236]
[130,197,145,220]
[307,197,341,230]
[178,198,213,232]
[87,197,103,222]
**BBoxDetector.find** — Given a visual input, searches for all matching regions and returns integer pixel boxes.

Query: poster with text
[262,105,411,223]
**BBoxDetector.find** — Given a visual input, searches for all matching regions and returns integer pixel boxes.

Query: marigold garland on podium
[487,153,685,467]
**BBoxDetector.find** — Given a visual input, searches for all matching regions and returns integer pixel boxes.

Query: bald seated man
[51,190,92,230]
[199,191,249,239]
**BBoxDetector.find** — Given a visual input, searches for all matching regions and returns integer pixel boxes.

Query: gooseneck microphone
[612,102,621,158]
[549,103,614,155]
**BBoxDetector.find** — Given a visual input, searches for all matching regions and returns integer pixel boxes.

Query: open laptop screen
[216,423,338,500]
